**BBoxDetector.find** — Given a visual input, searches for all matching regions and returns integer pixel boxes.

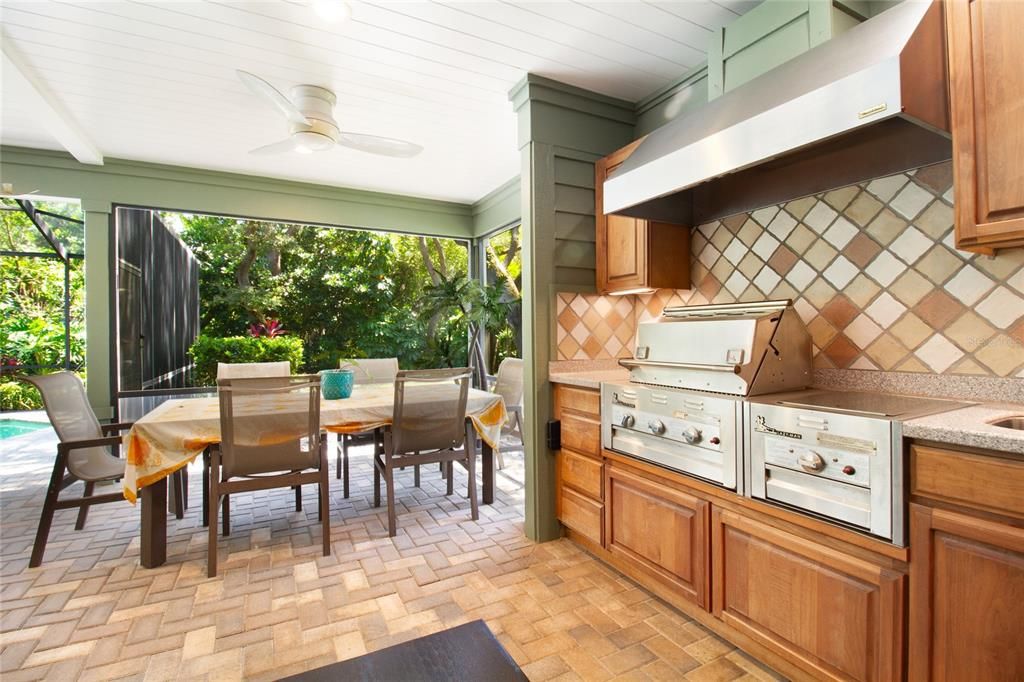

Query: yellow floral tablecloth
[123,383,506,503]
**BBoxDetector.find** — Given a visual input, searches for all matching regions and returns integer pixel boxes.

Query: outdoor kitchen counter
[548,369,628,389]
[904,402,1024,456]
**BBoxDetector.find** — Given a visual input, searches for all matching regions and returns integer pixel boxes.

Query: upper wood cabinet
[595,143,690,294]
[946,0,1024,251]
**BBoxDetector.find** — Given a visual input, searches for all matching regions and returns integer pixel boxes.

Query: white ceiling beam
[2,30,104,165]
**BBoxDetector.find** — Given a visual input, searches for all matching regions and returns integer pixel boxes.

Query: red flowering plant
[248,318,287,338]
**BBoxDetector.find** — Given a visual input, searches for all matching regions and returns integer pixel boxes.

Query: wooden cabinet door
[946,0,1024,250]
[602,213,647,291]
[606,464,709,608]
[909,504,1024,681]
[712,509,904,682]
[596,146,648,293]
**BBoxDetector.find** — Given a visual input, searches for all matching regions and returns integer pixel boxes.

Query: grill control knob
[620,414,635,428]
[798,451,826,473]
[648,420,666,435]
[682,427,702,444]
[842,465,856,476]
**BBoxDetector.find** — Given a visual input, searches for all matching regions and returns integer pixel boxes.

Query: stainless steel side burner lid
[621,300,812,396]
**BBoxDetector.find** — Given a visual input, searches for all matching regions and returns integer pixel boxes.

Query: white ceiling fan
[237,70,423,158]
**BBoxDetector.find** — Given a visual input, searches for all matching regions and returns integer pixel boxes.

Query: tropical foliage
[1,198,85,410]
[482,225,523,372]
[188,335,305,386]
[175,214,485,378]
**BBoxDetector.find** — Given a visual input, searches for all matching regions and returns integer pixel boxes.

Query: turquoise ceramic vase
[319,369,354,400]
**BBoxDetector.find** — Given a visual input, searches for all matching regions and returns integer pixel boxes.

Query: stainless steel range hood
[604,0,951,225]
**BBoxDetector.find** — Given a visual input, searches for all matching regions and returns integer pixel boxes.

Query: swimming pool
[0,419,50,439]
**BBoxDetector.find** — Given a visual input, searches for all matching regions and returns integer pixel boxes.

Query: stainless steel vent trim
[603,0,947,217]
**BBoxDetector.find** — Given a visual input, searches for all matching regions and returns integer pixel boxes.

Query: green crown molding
[509,74,636,125]
[634,63,710,118]
[0,146,474,237]
[471,175,521,238]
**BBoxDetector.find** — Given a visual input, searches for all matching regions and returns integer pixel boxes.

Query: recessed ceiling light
[312,0,351,23]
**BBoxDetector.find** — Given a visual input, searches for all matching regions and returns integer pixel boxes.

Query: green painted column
[83,201,113,419]
[510,75,636,541]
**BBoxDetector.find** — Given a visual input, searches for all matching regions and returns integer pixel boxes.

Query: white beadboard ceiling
[0,0,754,204]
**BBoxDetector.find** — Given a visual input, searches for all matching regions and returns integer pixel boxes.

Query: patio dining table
[122,383,507,568]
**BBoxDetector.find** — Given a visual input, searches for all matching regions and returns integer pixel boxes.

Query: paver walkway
[0,423,781,681]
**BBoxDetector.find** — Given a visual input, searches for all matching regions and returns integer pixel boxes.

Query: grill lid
[621,300,812,396]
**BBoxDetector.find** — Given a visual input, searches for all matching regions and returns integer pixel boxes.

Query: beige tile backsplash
[555,162,1024,378]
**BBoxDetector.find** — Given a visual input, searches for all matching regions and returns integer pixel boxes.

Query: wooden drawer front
[909,504,1024,682]
[712,509,904,682]
[606,464,709,609]
[554,385,600,419]
[560,487,603,546]
[559,449,603,500]
[911,445,1024,519]
[560,412,601,458]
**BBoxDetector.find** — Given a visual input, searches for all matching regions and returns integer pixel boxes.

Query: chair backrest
[21,372,101,443]
[217,375,321,479]
[492,357,524,408]
[217,361,291,380]
[390,368,470,455]
[20,372,113,480]
[343,358,399,385]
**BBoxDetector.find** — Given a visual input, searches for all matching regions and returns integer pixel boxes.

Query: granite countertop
[548,369,629,389]
[904,403,1024,455]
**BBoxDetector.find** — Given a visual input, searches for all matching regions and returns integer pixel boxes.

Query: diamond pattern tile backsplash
[555,292,637,361]
[555,162,1024,378]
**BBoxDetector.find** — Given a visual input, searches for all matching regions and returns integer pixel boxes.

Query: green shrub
[0,378,43,411]
[189,335,304,386]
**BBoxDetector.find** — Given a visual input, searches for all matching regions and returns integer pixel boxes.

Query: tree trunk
[236,246,257,289]
[417,237,440,285]
[469,324,488,389]
[432,238,449,279]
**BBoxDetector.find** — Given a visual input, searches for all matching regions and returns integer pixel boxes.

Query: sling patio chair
[488,357,524,469]
[335,358,399,497]
[207,375,329,577]
[205,361,303,527]
[373,368,478,537]
[20,372,185,567]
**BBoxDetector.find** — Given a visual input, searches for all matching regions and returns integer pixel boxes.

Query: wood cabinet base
[909,503,1024,681]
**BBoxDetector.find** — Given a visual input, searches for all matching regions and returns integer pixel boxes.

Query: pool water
[0,419,50,439]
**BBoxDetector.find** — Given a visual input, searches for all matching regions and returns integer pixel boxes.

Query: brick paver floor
[0,422,782,681]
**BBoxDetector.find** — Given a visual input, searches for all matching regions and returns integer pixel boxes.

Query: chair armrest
[58,435,124,453]
[101,422,135,434]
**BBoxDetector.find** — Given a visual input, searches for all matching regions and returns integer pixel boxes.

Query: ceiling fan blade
[249,138,300,156]
[337,132,423,158]
[237,70,310,127]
